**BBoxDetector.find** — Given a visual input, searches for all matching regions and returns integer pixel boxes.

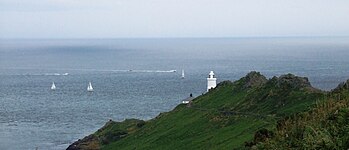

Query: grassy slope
[67,119,145,150]
[253,80,349,149]
[98,72,325,150]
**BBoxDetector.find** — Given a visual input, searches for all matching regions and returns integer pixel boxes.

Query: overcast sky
[1,0,349,39]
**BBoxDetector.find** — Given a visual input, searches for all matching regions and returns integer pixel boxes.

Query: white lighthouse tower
[207,71,217,91]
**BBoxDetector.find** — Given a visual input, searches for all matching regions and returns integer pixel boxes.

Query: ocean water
[0,37,349,150]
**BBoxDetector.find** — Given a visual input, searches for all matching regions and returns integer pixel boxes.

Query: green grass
[71,72,330,150]
[253,98,349,149]
[251,80,349,149]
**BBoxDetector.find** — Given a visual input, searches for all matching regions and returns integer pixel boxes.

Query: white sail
[87,82,93,92]
[181,70,185,79]
[51,82,56,90]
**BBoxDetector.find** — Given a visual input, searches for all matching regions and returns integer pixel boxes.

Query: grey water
[0,37,349,150]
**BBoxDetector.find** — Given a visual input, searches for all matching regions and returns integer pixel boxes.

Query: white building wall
[207,71,217,91]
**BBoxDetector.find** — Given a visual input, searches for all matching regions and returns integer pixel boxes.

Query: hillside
[247,79,349,149]
[67,71,327,150]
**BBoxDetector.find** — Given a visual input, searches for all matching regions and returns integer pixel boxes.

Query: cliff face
[67,72,336,150]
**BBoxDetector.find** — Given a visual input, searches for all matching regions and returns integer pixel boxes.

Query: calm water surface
[0,37,349,149]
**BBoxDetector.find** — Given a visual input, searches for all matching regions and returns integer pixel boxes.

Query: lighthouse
[207,71,217,91]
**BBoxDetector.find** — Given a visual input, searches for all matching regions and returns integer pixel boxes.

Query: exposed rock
[272,73,312,90]
[242,71,268,88]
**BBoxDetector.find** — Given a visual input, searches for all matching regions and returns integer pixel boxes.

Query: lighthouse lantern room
[207,71,217,91]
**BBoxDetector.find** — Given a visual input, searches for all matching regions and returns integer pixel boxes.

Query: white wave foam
[123,70,177,73]
[44,73,61,76]
[21,73,69,76]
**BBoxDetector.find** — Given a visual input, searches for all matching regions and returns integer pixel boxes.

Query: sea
[0,37,349,150]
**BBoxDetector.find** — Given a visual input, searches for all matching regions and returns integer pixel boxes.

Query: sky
[1,0,349,39]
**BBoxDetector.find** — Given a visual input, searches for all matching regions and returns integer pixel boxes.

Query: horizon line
[1,35,349,40]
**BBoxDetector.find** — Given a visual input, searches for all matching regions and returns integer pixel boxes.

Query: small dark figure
[190,93,193,97]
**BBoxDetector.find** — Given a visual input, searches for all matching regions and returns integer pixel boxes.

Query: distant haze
[1,0,349,39]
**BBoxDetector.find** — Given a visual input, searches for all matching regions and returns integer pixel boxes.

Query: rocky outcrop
[244,71,268,88]
[242,71,268,88]
[269,73,313,90]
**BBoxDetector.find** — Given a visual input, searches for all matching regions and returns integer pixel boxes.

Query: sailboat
[51,82,56,90]
[181,70,185,79]
[87,82,94,92]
